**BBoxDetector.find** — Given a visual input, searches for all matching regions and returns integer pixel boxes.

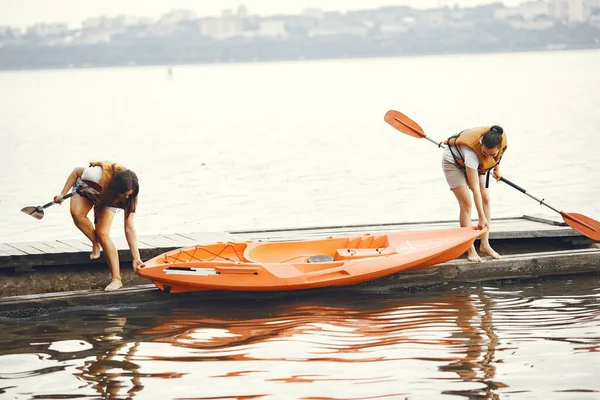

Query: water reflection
[1,276,599,399]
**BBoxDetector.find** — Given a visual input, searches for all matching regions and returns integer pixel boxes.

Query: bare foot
[480,245,501,259]
[104,279,123,291]
[90,244,101,260]
[467,246,483,262]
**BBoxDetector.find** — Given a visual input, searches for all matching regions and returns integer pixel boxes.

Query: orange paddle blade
[384,110,426,138]
[561,212,600,241]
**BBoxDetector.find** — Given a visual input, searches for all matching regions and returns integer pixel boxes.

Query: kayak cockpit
[243,234,397,264]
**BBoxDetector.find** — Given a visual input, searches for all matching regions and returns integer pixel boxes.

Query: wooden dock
[1,214,599,314]
[0,214,585,272]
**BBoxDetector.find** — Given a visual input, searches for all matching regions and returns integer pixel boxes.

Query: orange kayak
[137,227,485,293]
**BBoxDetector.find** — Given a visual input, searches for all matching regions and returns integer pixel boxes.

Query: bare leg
[451,185,482,262]
[95,208,122,291]
[70,195,101,259]
[478,183,501,259]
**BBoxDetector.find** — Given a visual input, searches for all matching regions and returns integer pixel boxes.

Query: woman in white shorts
[442,126,507,262]
[54,161,144,291]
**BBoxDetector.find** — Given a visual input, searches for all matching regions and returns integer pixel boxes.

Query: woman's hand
[132,258,145,272]
[477,215,489,231]
[493,165,502,182]
[53,194,66,204]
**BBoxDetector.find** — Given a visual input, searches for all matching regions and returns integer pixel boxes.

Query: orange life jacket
[444,126,507,175]
[78,161,128,208]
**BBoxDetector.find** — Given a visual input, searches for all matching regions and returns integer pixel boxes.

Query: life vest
[444,126,507,175]
[78,161,128,208]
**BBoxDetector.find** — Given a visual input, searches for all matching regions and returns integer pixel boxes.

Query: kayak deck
[138,227,484,293]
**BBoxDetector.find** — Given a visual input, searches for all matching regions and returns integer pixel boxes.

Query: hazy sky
[0,0,524,29]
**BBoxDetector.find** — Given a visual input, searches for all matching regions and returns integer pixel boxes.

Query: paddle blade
[21,206,44,220]
[384,110,427,138]
[561,212,600,241]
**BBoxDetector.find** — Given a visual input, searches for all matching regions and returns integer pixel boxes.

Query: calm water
[1,275,600,399]
[1,50,599,243]
[1,51,600,399]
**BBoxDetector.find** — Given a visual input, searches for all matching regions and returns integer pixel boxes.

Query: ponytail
[490,125,503,135]
[482,125,504,148]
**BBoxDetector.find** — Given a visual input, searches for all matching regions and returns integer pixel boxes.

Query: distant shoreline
[1,45,599,73]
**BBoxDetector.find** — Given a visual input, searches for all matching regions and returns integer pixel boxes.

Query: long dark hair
[100,169,139,218]
[481,125,504,149]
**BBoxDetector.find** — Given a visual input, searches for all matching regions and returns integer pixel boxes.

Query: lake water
[1,49,599,243]
[1,275,599,399]
[1,50,600,398]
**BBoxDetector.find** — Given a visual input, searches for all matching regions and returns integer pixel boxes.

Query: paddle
[21,192,76,220]
[384,109,600,241]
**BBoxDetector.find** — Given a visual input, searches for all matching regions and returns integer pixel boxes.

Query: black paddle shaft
[500,177,561,214]
[36,191,77,212]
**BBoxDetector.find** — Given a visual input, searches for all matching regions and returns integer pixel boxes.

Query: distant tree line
[1,21,599,70]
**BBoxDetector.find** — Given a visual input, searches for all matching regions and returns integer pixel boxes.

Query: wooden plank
[492,218,558,229]
[229,217,524,235]
[57,239,91,252]
[43,240,84,253]
[240,218,580,242]
[26,241,63,254]
[490,230,573,240]
[0,243,28,256]
[1,240,92,267]
[137,234,188,248]
[3,242,45,255]
[176,232,238,245]
[236,218,517,237]
[160,234,202,247]
[113,237,157,251]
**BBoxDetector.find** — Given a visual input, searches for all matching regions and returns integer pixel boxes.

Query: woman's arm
[466,167,488,230]
[54,167,84,203]
[124,213,145,271]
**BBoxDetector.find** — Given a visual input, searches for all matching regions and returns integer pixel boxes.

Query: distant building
[199,11,244,39]
[548,0,598,22]
[25,23,69,36]
[237,5,249,18]
[309,21,370,37]
[590,10,600,27]
[82,15,148,31]
[199,17,219,37]
[569,0,586,21]
[258,20,287,38]
[548,0,570,20]
[495,1,550,21]
[144,9,199,36]
[0,26,21,37]
[158,9,198,25]
[301,8,324,19]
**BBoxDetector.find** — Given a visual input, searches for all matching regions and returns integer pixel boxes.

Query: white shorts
[74,166,120,213]
[442,159,485,190]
